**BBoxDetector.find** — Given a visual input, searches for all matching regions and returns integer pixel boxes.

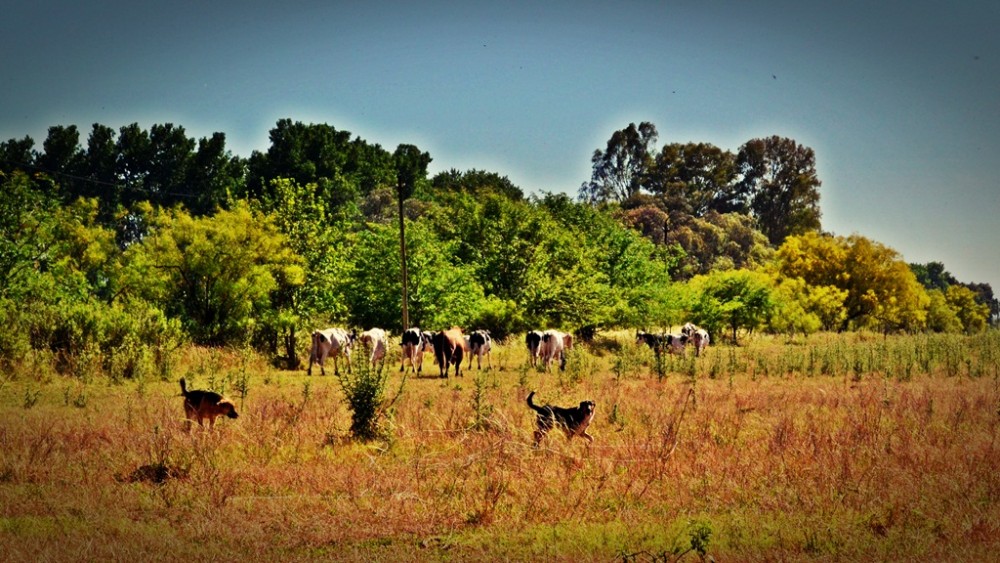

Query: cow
[539,330,573,372]
[432,327,466,378]
[525,330,543,367]
[681,323,710,357]
[307,327,356,376]
[358,327,388,365]
[466,330,493,370]
[400,327,432,374]
[636,330,688,359]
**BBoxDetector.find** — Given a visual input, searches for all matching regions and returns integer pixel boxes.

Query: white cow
[539,330,573,372]
[681,323,710,357]
[308,327,355,376]
[358,327,388,365]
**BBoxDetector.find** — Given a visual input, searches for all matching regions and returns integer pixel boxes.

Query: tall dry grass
[1,331,998,561]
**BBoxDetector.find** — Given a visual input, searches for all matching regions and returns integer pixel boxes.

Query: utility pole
[392,144,431,332]
[398,190,409,330]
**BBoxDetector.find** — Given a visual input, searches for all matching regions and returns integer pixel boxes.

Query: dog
[526,390,595,446]
[179,378,239,430]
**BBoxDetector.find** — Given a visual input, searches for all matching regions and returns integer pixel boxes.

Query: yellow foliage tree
[776,232,929,332]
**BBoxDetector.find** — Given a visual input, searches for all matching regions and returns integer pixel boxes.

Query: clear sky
[3,1,998,289]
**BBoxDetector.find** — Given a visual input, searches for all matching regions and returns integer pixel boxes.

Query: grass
[1,331,999,561]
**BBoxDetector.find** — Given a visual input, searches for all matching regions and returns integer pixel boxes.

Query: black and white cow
[308,327,356,376]
[681,323,710,357]
[636,330,688,358]
[400,327,434,374]
[466,330,493,370]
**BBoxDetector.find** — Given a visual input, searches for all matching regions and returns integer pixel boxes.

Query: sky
[3,0,998,289]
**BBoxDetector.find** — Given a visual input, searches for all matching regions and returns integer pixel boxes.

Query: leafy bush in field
[335,343,402,442]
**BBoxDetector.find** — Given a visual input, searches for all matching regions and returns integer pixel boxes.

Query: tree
[38,125,84,195]
[736,136,822,245]
[0,170,55,300]
[186,132,246,215]
[80,124,119,214]
[253,177,354,366]
[244,119,393,213]
[926,289,962,333]
[0,136,35,174]
[431,168,523,200]
[688,269,775,344]
[579,122,658,204]
[768,276,847,337]
[115,123,153,206]
[121,202,304,346]
[776,232,929,332]
[909,261,958,291]
[647,142,740,216]
[945,284,989,333]
[342,222,484,331]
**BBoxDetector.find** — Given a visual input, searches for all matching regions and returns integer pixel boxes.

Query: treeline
[0,119,995,378]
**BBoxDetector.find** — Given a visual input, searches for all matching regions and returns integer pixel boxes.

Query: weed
[22,387,40,409]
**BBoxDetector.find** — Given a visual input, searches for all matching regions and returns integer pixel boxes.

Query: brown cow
[432,327,466,378]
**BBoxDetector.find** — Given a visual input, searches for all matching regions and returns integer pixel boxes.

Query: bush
[335,342,404,441]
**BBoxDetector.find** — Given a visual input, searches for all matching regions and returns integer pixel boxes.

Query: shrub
[335,342,404,441]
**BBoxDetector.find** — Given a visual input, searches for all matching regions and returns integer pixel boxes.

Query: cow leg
[316,349,328,376]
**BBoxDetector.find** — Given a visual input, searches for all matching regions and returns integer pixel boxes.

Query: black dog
[526,390,595,446]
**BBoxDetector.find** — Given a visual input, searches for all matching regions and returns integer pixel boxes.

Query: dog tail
[179,377,188,397]
[526,391,549,415]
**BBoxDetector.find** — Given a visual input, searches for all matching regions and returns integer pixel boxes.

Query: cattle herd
[307,323,711,378]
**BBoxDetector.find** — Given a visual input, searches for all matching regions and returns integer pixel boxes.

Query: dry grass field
[2,331,999,561]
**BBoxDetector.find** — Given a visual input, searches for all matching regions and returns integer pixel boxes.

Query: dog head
[578,400,596,415]
[219,399,239,419]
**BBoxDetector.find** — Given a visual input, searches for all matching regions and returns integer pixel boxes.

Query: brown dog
[526,390,595,446]
[179,378,239,430]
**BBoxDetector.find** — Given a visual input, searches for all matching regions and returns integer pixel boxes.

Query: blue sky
[3,1,998,289]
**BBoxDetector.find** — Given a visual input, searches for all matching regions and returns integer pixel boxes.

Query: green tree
[342,221,484,331]
[647,142,741,216]
[185,132,245,215]
[431,168,523,200]
[579,122,658,204]
[736,136,822,245]
[688,269,775,344]
[245,119,393,213]
[926,289,962,333]
[0,171,56,300]
[121,202,304,346]
[253,177,354,365]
